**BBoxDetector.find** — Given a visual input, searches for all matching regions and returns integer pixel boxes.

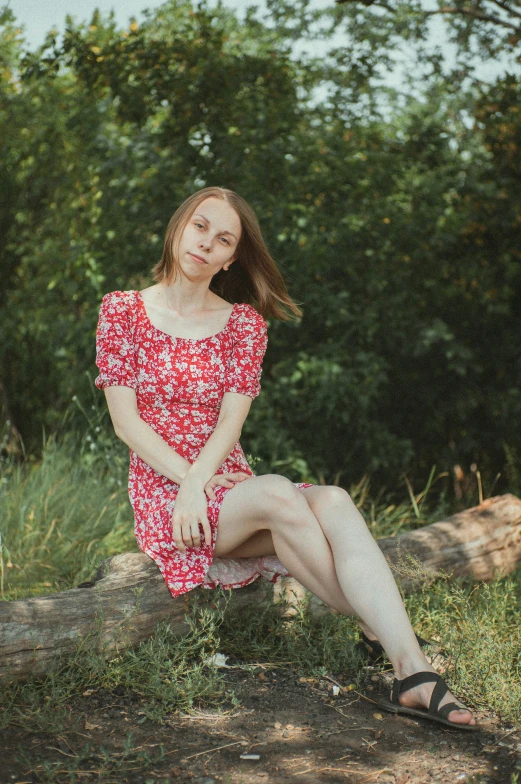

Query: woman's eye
[220,237,229,245]
[194,222,204,229]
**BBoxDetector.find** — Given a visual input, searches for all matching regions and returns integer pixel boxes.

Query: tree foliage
[335,0,521,63]
[1,0,520,492]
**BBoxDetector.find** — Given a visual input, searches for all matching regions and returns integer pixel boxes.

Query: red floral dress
[95,290,312,597]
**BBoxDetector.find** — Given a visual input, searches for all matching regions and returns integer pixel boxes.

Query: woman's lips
[189,252,207,264]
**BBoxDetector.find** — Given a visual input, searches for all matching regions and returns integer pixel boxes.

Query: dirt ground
[1,663,520,784]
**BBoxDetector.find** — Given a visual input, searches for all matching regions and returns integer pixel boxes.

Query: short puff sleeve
[95,291,138,390]
[224,305,268,399]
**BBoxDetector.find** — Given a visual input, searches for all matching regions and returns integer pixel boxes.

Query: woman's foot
[396,664,475,726]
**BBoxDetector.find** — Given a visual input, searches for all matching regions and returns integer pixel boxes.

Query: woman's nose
[198,236,211,250]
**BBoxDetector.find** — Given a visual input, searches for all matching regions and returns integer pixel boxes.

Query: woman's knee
[307,485,353,511]
[255,474,306,522]
[303,485,370,543]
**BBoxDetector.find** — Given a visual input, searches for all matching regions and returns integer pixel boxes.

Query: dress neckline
[134,290,237,343]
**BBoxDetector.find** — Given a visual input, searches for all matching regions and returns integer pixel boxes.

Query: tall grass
[0,425,136,601]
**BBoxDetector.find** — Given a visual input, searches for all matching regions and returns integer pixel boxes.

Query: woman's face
[177,197,242,281]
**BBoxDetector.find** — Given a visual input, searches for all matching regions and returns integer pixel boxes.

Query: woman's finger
[172,515,186,553]
[181,519,194,549]
[201,516,212,548]
[222,472,249,483]
[190,520,201,547]
[205,483,217,501]
[214,476,235,488]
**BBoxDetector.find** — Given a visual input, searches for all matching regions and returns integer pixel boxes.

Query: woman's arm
[104,386,191,484]
[104,386,251,490]
[105,387,254,554]
[170,391,254,552]
[183,391,253,488]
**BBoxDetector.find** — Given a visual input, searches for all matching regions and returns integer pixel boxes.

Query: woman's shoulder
[232,302,268,332]
[99,290,141,319]
[101,289,139,308]
[98,291,141,332]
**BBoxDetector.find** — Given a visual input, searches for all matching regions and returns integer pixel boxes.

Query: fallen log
[1,493,520,680]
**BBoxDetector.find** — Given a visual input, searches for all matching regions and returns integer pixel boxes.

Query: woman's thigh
[216,482,343,559]
[222,529,276,558]
[214,474,302,557]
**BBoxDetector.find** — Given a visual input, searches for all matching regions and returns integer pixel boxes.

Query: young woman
[95,186,476,729]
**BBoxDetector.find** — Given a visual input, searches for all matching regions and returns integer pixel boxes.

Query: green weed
[218,590,366,683]
[404,571,521,725]
[18,732,167,784]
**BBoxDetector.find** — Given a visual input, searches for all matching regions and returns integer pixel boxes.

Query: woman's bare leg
[223,529,276,558]
[223,526,375,636]
[215,475,475,726]
[216,477,363,617]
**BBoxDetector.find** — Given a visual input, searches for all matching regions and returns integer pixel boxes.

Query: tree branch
[423,6,519,32]
[335,0,521,31]
[489,0,521,22]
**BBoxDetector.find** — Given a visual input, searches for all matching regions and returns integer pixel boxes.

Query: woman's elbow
[110,416,135,445]
[112,424,127,443]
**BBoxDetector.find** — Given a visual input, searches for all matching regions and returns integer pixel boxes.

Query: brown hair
[152,186,302,320]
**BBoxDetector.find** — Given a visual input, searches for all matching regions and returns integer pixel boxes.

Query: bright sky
[9,0,514,85]
[12,0,246,47]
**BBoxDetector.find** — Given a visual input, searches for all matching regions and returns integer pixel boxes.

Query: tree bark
[1,493,520,680]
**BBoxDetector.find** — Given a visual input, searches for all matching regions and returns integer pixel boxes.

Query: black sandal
[377,671,478,731]
[358,631,431,664]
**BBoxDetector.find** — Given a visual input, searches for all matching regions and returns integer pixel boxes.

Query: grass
[1,427,521,736]
[16,733,168,784]
[404,573,521,723]
[2,568,521,732]
[0,424,137,600]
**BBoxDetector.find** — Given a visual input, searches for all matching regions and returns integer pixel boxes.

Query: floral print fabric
[95,290,311,597]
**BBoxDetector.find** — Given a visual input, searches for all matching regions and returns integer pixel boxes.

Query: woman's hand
[204,472,251,501]
[171,477,212,553]
[171,472,251,552]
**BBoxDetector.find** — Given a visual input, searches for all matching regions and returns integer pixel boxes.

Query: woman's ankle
[392,651,434,682]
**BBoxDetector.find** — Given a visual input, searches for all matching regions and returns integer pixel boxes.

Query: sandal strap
[428,675,449,714]
[361,632,384,656]
[437,701,467,721]
[391,671,441,704]
[392,672,468,721]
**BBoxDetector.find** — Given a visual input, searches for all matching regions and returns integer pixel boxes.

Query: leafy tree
[1,0,520,495]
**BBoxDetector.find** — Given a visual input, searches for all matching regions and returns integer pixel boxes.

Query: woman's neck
[157,279,216,315]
